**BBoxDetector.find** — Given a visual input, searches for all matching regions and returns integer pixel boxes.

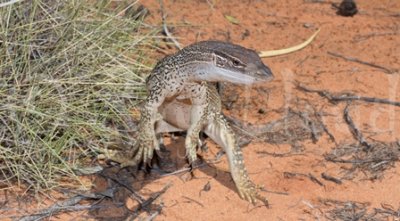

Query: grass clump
[0,0,157,192]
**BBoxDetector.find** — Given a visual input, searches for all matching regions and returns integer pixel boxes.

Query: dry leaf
[224,15,240,25]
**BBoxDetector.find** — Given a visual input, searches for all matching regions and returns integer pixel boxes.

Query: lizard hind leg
[204,113,268,205]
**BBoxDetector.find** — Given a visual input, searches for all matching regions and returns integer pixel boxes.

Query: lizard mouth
[195,65,260,85]
[213,67,274,85]
[216,69,260,85]
[193,64,274,85]
[256,64,274,81]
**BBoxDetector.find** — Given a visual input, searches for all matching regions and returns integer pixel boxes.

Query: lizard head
[183,41,274,85]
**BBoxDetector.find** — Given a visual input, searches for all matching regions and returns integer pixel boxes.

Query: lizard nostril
[261,66,273,79]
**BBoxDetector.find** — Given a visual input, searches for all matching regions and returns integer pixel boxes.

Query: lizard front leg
[184,82,209,165]
[204,113,268,205]
[108,88,167,167]
[185,102,208,164]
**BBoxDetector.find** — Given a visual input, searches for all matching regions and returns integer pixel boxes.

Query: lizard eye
[232,59,244,68]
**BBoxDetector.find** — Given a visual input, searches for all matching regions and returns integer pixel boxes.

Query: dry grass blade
[0,0,158,192]
[0,0,24,8]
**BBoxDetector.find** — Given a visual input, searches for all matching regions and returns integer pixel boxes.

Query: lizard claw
[141,136,159,164]
[104,148,138,168]
[104,131,159,168]
[237,181,269,206]
[189,158,202,172]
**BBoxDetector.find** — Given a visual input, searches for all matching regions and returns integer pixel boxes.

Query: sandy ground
[1,0,399,220]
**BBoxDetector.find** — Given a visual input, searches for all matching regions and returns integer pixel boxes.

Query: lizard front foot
[106,149,136,167]
[237,180,269,206]
[104,130,159,168]
[185,127,204,165]
[138,135,160,164]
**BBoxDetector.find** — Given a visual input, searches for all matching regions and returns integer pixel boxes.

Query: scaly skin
[110,84,268,204]
[160,85,268,204]
[108,33,321,203]
[110,40,274,203]
[121,41,273,166]
[203,86,267,204]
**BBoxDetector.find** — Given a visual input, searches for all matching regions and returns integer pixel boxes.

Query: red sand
[1,0,399,220]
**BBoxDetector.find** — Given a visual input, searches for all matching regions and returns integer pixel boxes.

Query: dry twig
[296,84,400,107]
[99,173,145,204]
[324,142,400,179]
[343,104,372,150]
[319,198,370,221]
[182,196,204,207]
[321,172,342,184]
[316,111,337,144]
[319,199,400,220]
[353,32,399,42]
[137,182,172,212]
[257,150,304,158]
[159,0,182,50]
[18,193,112,221]
[328,51,394,74]
[284,172,324,186]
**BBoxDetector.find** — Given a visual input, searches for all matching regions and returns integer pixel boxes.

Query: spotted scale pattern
[109,40,273,204]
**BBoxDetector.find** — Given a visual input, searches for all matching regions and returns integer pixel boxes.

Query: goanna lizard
[109,30,320,204]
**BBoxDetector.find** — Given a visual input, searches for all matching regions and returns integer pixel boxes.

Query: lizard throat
[190,65,258,85]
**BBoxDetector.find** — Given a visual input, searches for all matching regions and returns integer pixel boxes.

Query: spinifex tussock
[0,0,157,192]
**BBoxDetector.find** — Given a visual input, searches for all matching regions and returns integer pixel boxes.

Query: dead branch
[283,172,324,186]
[319,198,370,221]
[374,204,400,217]
[324,141,400,179]
[18,194,112,221]
[319,198,400,220]
[159,0,182,50]
[325,157,395,164]
[303,0,330,3]
[315,111,337,144]
[99,173,145,204]
[137,182,172,212]
[18,196,84,221]
[256,150,304,157]
[327,51,394,74]
[161,152,224,177]
[353,32,399,42]
[182,196,205,207]
[321,172,342,184]
[308,173,324,186]
[144,210,161,221]
[343,104,372,150]
[303,113,319,143]
[296,84,400,107]
[160,161,209,177]
[143,202,164,221]
[259,188,289,196]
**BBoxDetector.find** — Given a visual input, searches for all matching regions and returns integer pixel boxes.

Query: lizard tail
[258,29,320,58]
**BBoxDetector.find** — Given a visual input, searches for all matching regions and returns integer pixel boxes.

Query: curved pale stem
[258,29,320,57]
